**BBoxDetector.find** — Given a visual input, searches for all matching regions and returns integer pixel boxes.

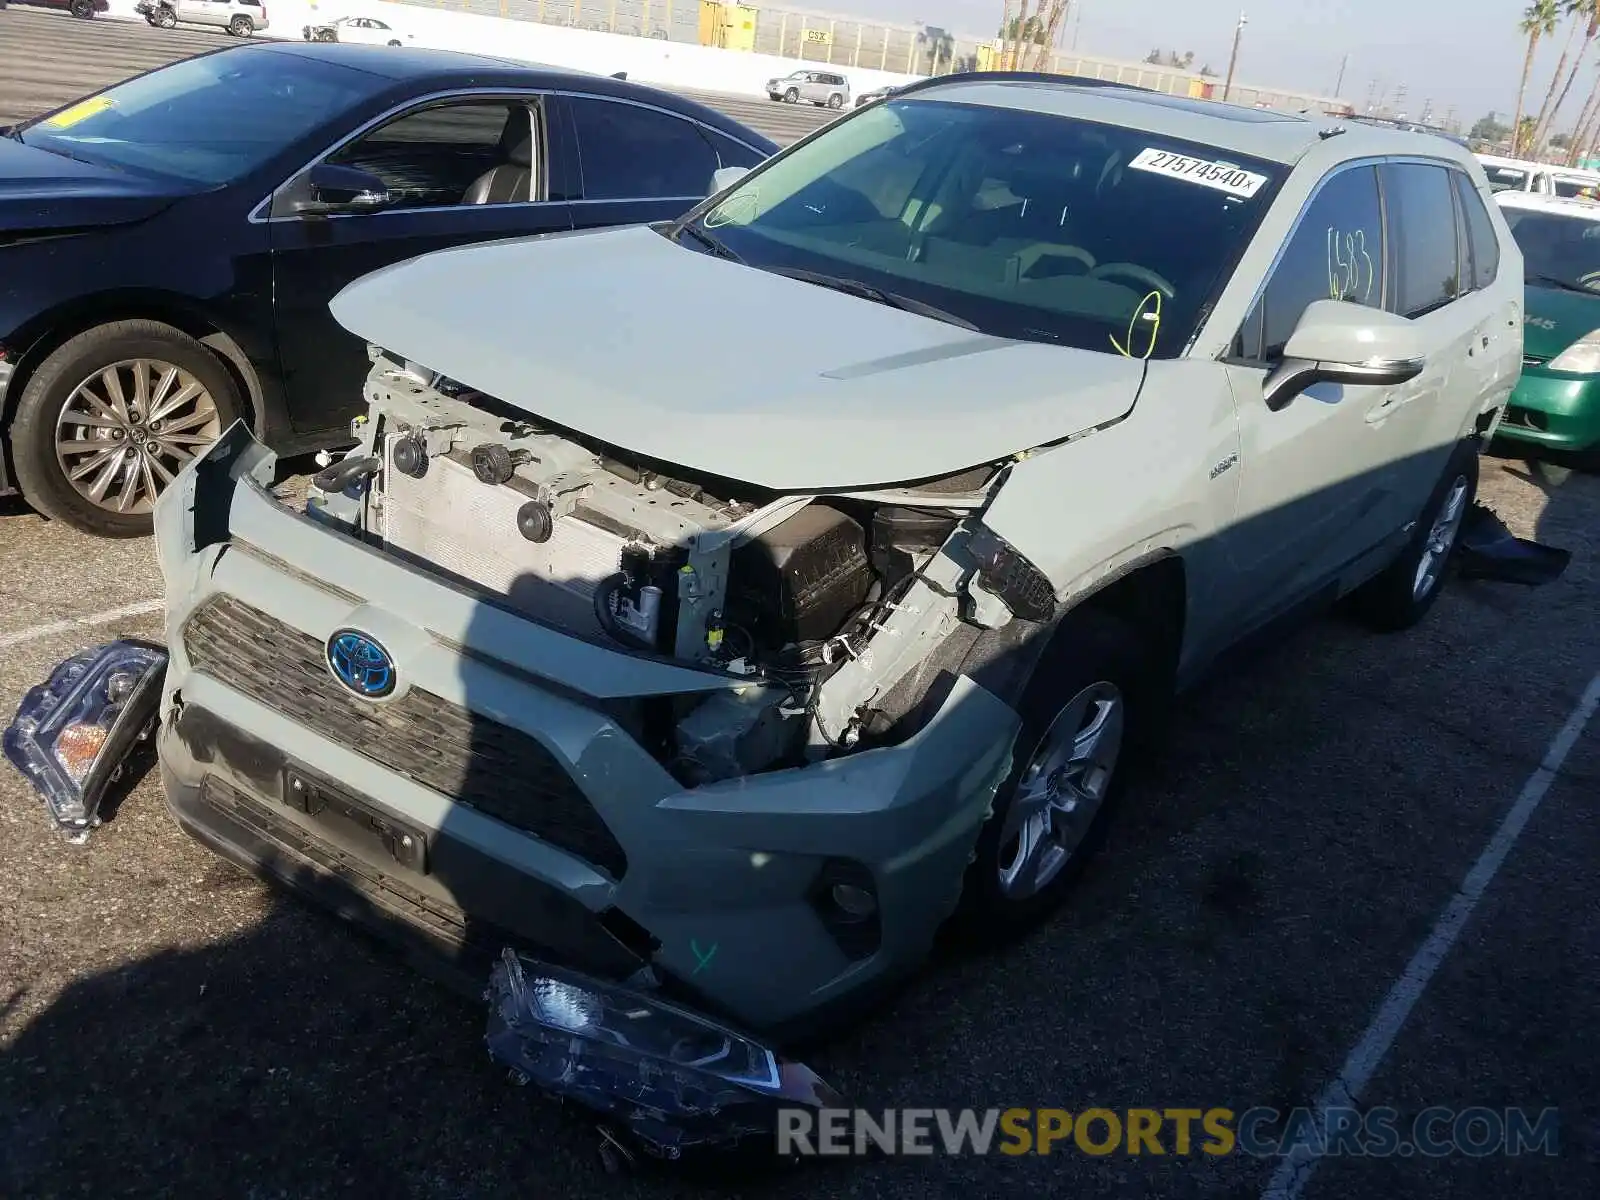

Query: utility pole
[1332,52,1349,99]
[1222,11,1246,102]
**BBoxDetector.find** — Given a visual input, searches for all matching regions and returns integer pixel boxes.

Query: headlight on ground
[485,950,845,1160]
[1546,328,1600,372]
[2,641,167,837]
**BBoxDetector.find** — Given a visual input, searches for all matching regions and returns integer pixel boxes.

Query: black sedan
[0,41,777,536]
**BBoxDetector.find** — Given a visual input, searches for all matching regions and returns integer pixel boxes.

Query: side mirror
[709,165,750,196]
[1262,299,1427,412]
[292,163,394,215]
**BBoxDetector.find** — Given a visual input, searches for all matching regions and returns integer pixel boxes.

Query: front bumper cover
[139,422,1020,1040]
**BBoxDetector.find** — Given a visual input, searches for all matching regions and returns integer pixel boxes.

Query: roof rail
[890,70,1156,99]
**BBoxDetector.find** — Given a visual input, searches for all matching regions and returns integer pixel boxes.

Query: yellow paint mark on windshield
[1110,291,1163,359]
[42,96,115,129]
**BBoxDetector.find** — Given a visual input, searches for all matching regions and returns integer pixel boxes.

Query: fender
[1,288,271,435]
[980,358,1243,671]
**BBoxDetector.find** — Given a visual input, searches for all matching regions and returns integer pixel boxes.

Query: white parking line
[0,598,164,650]
[1261,666,1600,1200]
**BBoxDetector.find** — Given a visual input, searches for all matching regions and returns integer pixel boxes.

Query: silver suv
[766,69,849,109]
[136,0,270,35]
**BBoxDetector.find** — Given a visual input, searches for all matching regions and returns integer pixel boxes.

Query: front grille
[183,595,628,877]
[1505,405,1549,431]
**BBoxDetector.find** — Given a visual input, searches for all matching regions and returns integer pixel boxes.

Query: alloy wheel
[997,681,1125,900]
[1412,474,1469,601]
[54,358,220,516]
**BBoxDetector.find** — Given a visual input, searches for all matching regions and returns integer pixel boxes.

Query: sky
[832,0,1559,128]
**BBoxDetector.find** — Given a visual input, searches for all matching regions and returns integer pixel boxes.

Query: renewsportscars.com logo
[776,1106,1561,1158]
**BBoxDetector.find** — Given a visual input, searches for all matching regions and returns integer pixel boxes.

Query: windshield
[17,51,385,186]
[1502,207,1600,292]
[679,99,1282,357]
[1483,164,1531,192]
[1551,175,1600,199]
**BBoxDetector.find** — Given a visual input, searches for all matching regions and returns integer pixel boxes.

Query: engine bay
[307,354,1046,786]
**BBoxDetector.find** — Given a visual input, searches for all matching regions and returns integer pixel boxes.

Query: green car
[1496,191,1600,459]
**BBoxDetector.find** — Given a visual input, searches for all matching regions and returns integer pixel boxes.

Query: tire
[784,87,799,103]
[1346,439,1479,632]
[157,7,176,27]
[828,93,843,109]
[229,15,252,36]
[387,39,401,46]
[953,608,1160,937]
[69,0,95,17]
[8,321,244,539]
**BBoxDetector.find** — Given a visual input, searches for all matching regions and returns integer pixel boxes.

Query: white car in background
[303,14,413,46]
[1477,152,1600,198]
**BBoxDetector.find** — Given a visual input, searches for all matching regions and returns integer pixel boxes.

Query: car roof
[1495,190,1600,218]
[210,41,780,151]
[896,74,1476,169]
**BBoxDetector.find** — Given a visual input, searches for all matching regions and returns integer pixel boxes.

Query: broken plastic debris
[484,949,845,1165]
[1456,502,1571,587]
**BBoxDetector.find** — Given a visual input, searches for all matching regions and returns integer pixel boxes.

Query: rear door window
[1379,162,1461,317]
[568,96,720,200]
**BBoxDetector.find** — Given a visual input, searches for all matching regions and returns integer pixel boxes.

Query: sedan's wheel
[784,87,799,103]
[229,14,252,35]
[388,38,402,46]
[955,609,1158,937]
[1346,439,1480,632]
[69,0,94,17]
[9,321,243,538]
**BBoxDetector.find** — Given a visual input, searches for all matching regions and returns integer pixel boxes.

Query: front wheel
[228,14,253,36]
[1346,439,1480,631]
[387,39,401,46]
[954,609,1159,936]
[156,6,176,26]
[69,0,95,17]
[784,87,799,103]
[8,321,244,539]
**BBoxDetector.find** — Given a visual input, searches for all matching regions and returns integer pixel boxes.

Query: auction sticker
[1128,147,1267,197]
[41,96,116,129]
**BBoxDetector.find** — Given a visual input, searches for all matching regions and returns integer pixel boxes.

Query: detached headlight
[1545,327,1600,373]
[485,950,845,1159]
[3,641,168,838]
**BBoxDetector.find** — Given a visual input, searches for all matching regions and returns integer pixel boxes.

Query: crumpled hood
[329,224,1147,491]
[0,136,188,232]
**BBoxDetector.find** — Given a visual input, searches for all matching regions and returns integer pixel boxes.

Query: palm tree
[1538,0,1600,148]
[1515,1,1562,154]
[1567,61,1600,162]
[1531,1,1586,152]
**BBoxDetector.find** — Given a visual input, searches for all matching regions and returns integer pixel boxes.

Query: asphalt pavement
[1,10,1598,1198]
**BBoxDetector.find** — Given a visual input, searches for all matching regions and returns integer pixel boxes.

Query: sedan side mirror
[1263,299,1427,412]
[709,165,750,196]
[292,163,395,216]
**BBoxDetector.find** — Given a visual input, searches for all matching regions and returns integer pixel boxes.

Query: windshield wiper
[674,222,743,263]
[770,267,979,331]
[1526,272,1597,296]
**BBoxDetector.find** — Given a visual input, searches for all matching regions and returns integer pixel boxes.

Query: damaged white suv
[145,76,1521,1041]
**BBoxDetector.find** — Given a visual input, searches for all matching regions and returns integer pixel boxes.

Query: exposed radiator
[376,437,627,634]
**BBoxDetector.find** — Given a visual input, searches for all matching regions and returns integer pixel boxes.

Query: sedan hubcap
[1412,475,1469,601]
[55,359,220,516]
[997,681,1125,900]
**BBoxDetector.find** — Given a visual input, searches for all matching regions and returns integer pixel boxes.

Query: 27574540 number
[1128,147,1268,198]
